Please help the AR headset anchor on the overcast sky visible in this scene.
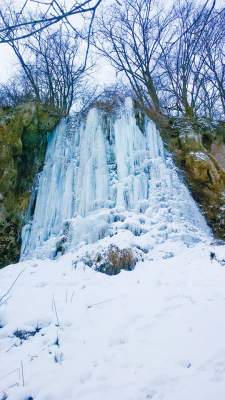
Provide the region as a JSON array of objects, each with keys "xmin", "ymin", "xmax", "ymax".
[
  {"xmin": 0, "ymin": 0, "xmax": 222, "ymax": 87},
  {"xmin": 0, "ymin": 0, "xmax": 116, "ymax": 87},
  {"xmin": 0, "ymin": 43, "xmax": 116, "ymax": 86}
]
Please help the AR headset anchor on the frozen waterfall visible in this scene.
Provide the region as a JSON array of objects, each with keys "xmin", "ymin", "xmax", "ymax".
[{"xmin": 21, "ymin": 98, "xmax": 210, "ymax": 259}]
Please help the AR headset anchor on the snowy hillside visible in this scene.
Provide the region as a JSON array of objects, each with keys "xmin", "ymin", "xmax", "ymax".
[
  {"xmin": 1, "ymin": 241, "xmax": 225, "ymax": 400},
  {"xmin": 1, "ymin": 98, "xmax": 225, "ymax": 400}
]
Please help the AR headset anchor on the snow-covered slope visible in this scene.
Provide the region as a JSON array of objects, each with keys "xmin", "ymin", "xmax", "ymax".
[
  {"xmin": 1, "ymin": 98, "xmax": 225, "ymax": 399},
  {"xmin": 1, "ymin": 241, "xmax": 225, "ymax": 400}
]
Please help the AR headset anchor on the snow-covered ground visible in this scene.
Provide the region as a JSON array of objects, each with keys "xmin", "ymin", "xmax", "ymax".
[
  {"xmin": 1, "ymin": 239, "xmax": 225, "ymax": 400},
  {"xmin": 1, "ymin": 99, "xmax": 225, "ymax": 399}
]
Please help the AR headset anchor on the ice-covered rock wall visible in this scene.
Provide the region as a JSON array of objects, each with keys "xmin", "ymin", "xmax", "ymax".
[{"xmin": 21, "ymin": 98, "xmax": 210, "ymax": 259}]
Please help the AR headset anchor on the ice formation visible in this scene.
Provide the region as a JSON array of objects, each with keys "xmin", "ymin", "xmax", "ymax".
[{"xmin": 21, "ymin": 98, "xmax": 210, "ymax": 259}]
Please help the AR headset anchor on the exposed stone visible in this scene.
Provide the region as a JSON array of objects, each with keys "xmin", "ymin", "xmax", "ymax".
[
  {"xmin": 210, "ymin": 143, "xmax": 225, "ymax": 170},
  {"xmin": 185, "ymin": 151, "xmax": 223, "ymax": 187},
  {"xmin": 73, "ymin": 245, "xmax": 139, "ymax": 276},
  {"xmin": 95, "ymin": 245, "xmax": 137, "ymax": 275},
  {"xmin": 0, "ymin": 102, "xmax": 59, "ymax": 268},
  {"xmin": 162, "ymin": 120, "xmax": 225, "ymax": 239}
]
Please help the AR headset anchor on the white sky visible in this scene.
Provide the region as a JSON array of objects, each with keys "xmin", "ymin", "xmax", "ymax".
[
  {"xmin": 0, "ymin": 0, "xmax": 116, "ymax": 87},
  {"xmin": 0, "ymin": 44, "xmax": 116, "ymax": 86},
  {"xmin": 0, "ymin": 0, "xmax": 222, "ymax": 87}
]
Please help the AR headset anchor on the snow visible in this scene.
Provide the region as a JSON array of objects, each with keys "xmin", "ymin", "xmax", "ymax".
[
  {"xmin": 1, "ymin": 241, "xmax": 225, "ymax": 400},
  {"xmin": 189, "ymin": 152, "xmax": 210, "ymax": 161},
  {"xmin": 2, "ymin": 97, "xmax": 224, "ymax": 399},
  {"xmin": 21, "ymin": 99, "xmax": 210, "ymax": 260}
]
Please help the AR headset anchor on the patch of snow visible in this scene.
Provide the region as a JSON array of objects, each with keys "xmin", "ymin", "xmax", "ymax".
[
  {"xmin": 189, "ymin": 151, "xmax": 210, "ymax": 161},
  {"xmin": 1, "ymin": 241, "xmax": 225, "ymax": 399}
]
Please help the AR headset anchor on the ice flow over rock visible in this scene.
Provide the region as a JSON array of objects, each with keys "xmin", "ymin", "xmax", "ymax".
[{"xmin": 21, "ymin": 98, "xmax": 210, "ymax": 259}]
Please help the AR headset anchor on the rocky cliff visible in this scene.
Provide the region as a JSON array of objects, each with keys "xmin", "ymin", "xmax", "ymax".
[
  {"xmin": 162, "ymin": 120, "xmax": 225, "ymax": 239},
  {"xmin": 0, "ymin": 102, "xmax": 59, "ymax": 267}
]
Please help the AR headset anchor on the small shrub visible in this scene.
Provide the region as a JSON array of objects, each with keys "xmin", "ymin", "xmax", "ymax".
[
  {"xmin": 13, "ymin": 326, "xmax": 41, "ymax": 341},
  {"xmin": 95, "ymin": 245, "xmax": 137, "ymax": 275}
]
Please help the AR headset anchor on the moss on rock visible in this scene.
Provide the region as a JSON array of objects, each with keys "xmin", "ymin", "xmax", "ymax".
[
  {"xmin": 162, "ymin": 120, "xmax": 225, "ymax": 239},
  {"xmin": 0, "ymin": 102, "xmax": 59, "ymax": 268}
]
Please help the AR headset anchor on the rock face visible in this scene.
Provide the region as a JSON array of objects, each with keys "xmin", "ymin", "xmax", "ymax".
[
  {"xmin": 72, "ymin": 244, "xmax": 138, "ymax": 276},
  {"xmin": 210, "ymin": 142, "xmax": 225, "ymax": 171},
  {"xmin": 94, "ymin": 245, "xmax": 137, "ymax": 275},
  {"xmin": 163, "ymin": 121, "xmax": 225, "ymax": 239},
  {"xmin": 0, "ymin": 102, "xmax": 59, "ymax": 267}
]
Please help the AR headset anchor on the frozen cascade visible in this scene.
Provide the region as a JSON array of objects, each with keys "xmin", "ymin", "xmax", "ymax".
[{"xmin": 21, "ymin": 98, "xmax": 211, "ymax": 260}]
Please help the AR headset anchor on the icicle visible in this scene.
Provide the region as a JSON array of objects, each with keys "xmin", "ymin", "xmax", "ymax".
[
  {"xmin": 21, "ymin": 97, "xmax": 210, "ymax": 260},
  {"xmin": 75, "ymin": 108, "xmax": 109, "ymax": 216}
]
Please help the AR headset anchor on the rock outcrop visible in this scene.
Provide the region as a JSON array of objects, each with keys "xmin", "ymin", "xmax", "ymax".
[
  {"xmin": 162, "ymin": 120, "xmax": 225, "ymax": 239},
  {"xmin": 0, "ymin": 102, "xmax": 59, "ymax": 267}
]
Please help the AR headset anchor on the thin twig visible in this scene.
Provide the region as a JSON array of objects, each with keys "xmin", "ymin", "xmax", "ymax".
[
  {"xmin": 87, "ymin": 297, "xmax": 116, "ymax": 309},
  {"xmin": 52, "ymin": 295, "xmax": 60, "ymax": 327},
  {"xmin": 0, "ymin": 268, "xmax": 26, "ymax": 306},
  {"xmin": 70, "ymin": 290, "xmax": 76, "ymax": 303},
  {"xmin": 20, "ymin": 361, "xmax": 24, "ymax": 387}
]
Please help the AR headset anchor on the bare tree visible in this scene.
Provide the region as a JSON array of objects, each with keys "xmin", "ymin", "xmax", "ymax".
[
  {"xmin": 202, "ymin": 8, "xmax": 225, "ymax": 117},
  {"xmin": 95, "ymin": 0, "xmax": 174, "ymax": 128},
  {"xmin": 158, "ymin": 0, "xmax": 221, "ymax": 120},
  {"xmin": 0, "ymin": 73, "xmax": 33, "ymax": 108},
  {"xmin": 7, "ymin": 27, "xmax": 90, "ymax": 115},
  {"xmin": 0, "ymin": 0, "xmax": 102, "ymax": 80},
  {"xmin": 95, "ymin": 0, "xmax": 224, "ymax": 124},
  {"xmin": 1, "ymin": 0, "xmax": 223, "ymax": 122},
  {"xmin": 0, "ymin": 0, "xmax": 102, "ymax": 43}
]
